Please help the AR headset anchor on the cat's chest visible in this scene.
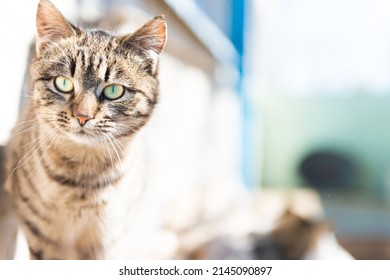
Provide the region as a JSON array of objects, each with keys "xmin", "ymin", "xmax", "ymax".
[
  {"xmin": 50, "ymin": 147, "xmax": 112, "ymax": 173},
  {"xmin": 37, "ymin": 142, "xmax": 129, "ymax": 191}
]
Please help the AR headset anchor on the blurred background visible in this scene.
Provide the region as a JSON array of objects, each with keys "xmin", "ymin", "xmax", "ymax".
[{"xmin": 1, "ymin": 0, "xmax": 390, "ymax": 259}]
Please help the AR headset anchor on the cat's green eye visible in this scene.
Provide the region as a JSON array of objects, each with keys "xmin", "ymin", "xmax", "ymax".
[
  {"xmin": 54, "ymin": 76, "xmax": 74, "ymax": 93},
  {"xmin": 103, "ymin": 84, "xmax": 125, "ymax": 100}
]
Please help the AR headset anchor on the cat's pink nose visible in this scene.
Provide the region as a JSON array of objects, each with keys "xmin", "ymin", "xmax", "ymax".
[{"xmin": 74, "ymin": 114, "xmax": 92, "ymax": 127}]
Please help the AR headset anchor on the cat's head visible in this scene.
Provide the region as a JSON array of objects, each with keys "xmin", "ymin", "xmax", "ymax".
[{"xmin": 31, "ymin": 0, "xmax": 166, "ymax": 144}]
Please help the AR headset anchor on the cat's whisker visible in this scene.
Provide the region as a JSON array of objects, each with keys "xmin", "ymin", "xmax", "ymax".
[
  {"xmin": 112, "ymin": 137, "xmax": 127, "ymax": 149},
  {"xmin": 13, "ymin": 128, "xmax": 58, "ymax": 170},
  {"xmin": 109, "ymin": 135, "xmax": 126, "ymax": 158},
  {"xmin": 12, "ymin": 118, "xmax": 58, "ymax": 131},
  {"xmin": 19, "ymin": 127, "xmax": 58, "ymax": 148},
  {"xmin": 105, "ymin": 135, "xmax": 122, "ymax": 165},
  {"xmin": 6, "ymin": 128, "xmax": 59, "ymax": 182},
  {"xmin": 13, "ymin": 117, "xmax": 49, "ymax": 127},
  {"xmin": 27, "ymin": 129, "xmax": 62, "ymax": 179},
  {"xmin": 10, "ymin": 120, "xmax": 57, "ymax": 137},
  {"xmin": 37, "ymin": 112, "xmax": 62, "ymax": 116},
  {"xmin": 100, "ymin": 137, "xmax": 114, "ymax": 171},
  {"xmin": 52, "ymin": 130, "xmax": 63, "ymax": 150},
  {"xmin": 100, "ymin": 137, "xmax": 120, "ymax": 184},
  {"xmin": 112, "ymin": 125, "xmax": 137, "ymax": 141},
  {"xmin": 119, "ymin": 135, "xmax": 131, "ymax": 143},
  {"xmin": 14, "ymin": 118, "xmax": 42, "ymax": 126},
  {"xmin": 20, "ymin": 136, "xmax": 44, "ymax": 148}
]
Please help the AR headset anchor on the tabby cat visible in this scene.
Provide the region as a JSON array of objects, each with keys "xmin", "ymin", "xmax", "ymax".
[{"xmin": 4, "ymin": 0, "xmax": 167, "ymax": 259}]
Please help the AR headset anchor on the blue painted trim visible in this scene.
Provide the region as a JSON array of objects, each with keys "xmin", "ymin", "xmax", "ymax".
[
  {"xmin": 231, "ymin": 0, "xmax": 260, "ymax": 189},
  {"xmin": 230, "ymin": 0, "xmax": 245, "ymax": 72},
  {"xmin": 230, "ymin": 0, "xmax": 256, "ymax": 188}
]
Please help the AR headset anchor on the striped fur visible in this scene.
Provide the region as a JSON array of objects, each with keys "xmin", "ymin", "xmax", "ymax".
[{"xmin": 5, "ymin": 0, "xmax": 166, "ymax": 259}]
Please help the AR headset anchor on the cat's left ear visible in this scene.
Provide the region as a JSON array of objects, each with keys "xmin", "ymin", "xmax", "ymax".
[
  {"xmin": 119, "ymin": 16, "xmax": 167, "ymax": 72},
  {"xmin": 36, "ymin": 0, "xmax": 79, "ymax": 54}
]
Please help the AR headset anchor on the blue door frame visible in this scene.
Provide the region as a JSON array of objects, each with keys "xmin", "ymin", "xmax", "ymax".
[{"xmin": 230, "ymin": 0, "xmax": 258, "ymax": 188}]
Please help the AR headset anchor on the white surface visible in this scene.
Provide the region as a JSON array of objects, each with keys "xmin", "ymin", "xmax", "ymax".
[{"xmin": 252, "ymin": 0, "xmax": 390, "ymax": 96}]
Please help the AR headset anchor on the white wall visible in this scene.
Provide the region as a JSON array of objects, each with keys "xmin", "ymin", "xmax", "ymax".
[{"xmin": 252, "ymin": 0, "xmax": 390, "ymax": 96}]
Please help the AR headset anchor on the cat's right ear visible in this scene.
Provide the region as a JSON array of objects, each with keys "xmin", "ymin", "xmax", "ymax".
[
  {"xmin": 36, "ymin": 0, "xmax": 79, "ymax": 55},
  {"xmin": 119, "ymin": 15, "xmax": 167, "ymax": 73}
]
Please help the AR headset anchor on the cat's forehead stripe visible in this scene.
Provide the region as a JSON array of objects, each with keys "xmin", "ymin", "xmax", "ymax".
[
  {"xmin": 71, "ymin": 45, "xmax": 105, "ymax": 90},
  {"xmin": 104, "ymin": 66, "xmax": 110, "ymax": 83},
  {"xmin": 70, "ymin": 58, "xmax": 76, "ymax": 77}
]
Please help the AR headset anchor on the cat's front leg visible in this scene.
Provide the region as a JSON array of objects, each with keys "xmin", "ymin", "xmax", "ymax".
[{"xmin": 0, "ymin": 145, "xmax": 18, "ymax": 259}]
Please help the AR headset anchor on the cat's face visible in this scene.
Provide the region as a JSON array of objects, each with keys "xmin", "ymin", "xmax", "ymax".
[{"xmin": 31, "ymin": 0, "xmax": 166, "ymax": 144}]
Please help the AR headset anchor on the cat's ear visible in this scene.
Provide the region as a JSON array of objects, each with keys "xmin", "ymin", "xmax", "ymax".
[
  {"xmin": 36, "ymin": 0, "xmax": 79, "ymax": 54},
  {"xmin": 119, "ymin": 15, "xmax": 167, "ymax": 70}
]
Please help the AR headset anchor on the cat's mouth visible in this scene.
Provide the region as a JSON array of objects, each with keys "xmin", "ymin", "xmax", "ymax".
[
  {"xmin": 74, "ymin": 128, "xmax": 95, "ymax": 137},
  {"xmin": 67, "ymin": 126, "xmax": 95, "ymax": 138},
  {"xmin": 66, "ymin": 127, "xmax": 102, "ymax": 144},
  {"xmin": 76, "ymin": 130, "xmax": 87, "ymax": 136}
]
